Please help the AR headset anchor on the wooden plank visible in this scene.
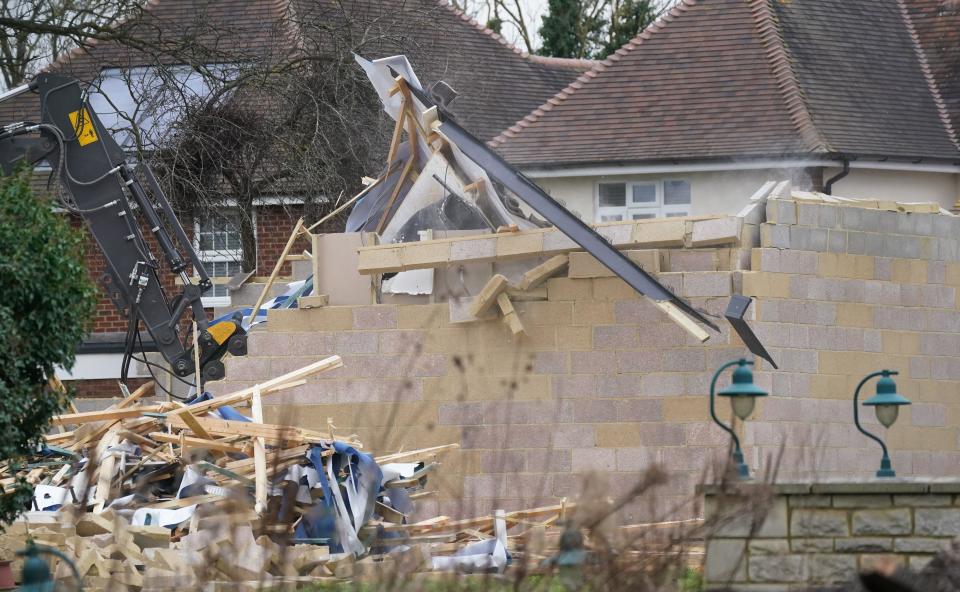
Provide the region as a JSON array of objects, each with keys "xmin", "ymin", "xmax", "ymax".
[
  {"xmin": 148, "ymin": 432, "xmax": 248, "ymax": 454},
  {"xmin": 251, "ymin": 384, "xmax": 268, "ymax": 514},
  {"xmin": 93, "ymin": 430, "xmax": 120, "ymax": 512},
  {"xmin": 468, "ymin": 274, "xmax": 509, "ymax": 318},
  {"xmin": 53, "ymin": 405, "xmax": 161, "ymax": 426},
  {"xmin": 167, "ymin": 356, "xmax": 341, "ymax": 418},
  {"xmin": 496, "ymin": 293, "xmax": 525, "ymax": 336},
  {"xmin": 374, "ymin": 444, "xmax": 459, "ymax": 464},
  {"xmin": 247, "ymin": 217, "xmax": 305, "ymax": 325},
  {"xmin": 654, "ymin": 300, "xmax": 710, "ymax": 343},
  {"xmin": 165, "ymin": 415, "xmax": 355, "ymax": 447},
  {"xmin": 298, "ymin": 294, "xmax": 329, "ymax": 309},
  {"xmin": 517, "ymin": 254, "xmax": 568, "ymax": 291}
]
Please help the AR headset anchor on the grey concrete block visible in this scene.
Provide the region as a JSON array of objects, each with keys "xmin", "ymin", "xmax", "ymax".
[
  {"xmin": 851, "ymin": 509, "xmax": 912, "ymax": 535},
  {"xmin": 847, "ymin": 231, "xmax": 866, "ymax": 254},
  {"xmin": 707, "ymin": 496, "xmax": 788, "ymax": 538},
  {"xmin": 791, "ymin": 509, "xmax": 849, "ymax": 537},
  {"xmin": 748, "ymin": 539, "xmax": 790, "ymax": 555},
  {"xmin": 797, "ymin": 202, "xmax": 819, "ymax": 226},
  {"xmin": 834, "ymin": 537, "xmax": 892, "ymax": 552},
  {"xmin": 915, "ymin": 508, "xmax": 960, "ymax": 536},
  {"xmin": 705, "ymin": 538, "xmax": 747, "ymax": 583},
  {"xmin": 789, "ymin": 495, "xmax": 832, "ymax": 508},
  {"xmin": 808, "ymin": 554, "xmax": 857, "ymax": 584},
  {"xmin": 767, "ymin": 199, "xmax": 797, "ymax": 225},
  {"xmin": 791, "ymin": 538, "xmax": 833, "ymax": 552},
  {"xmin": 894, "ymin": 537, "xmax": 951, "ymax": 553},
  {"xmin": 864, "ymin": 233, "xmax": 885, "ymax": 256},
  {"xmin": 832, "ymin": 494, "xmax": 892, "ymax": 508},
  {"xmin": 827, "ymin": 230, "xmax": 847, "ymax": 253},
  {"xmin": 893, "ymin": 495, "xmax": 952, "ymax": 507},
  {"xmin": 808, "ymin": 228, "xmax": 829, "ymax": 251},
  {"xmin": 818, "ymin": 204, "xmax": 839, "ymax": 229},
  {"xmin": 748, "ymin": 554, "xmax": 807, "ymax": 583}
]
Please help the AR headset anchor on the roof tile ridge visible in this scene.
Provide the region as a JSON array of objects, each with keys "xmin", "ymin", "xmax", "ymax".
[
  {"xmin": 438, "ymin": 1, "xmax": 528, "ymax": 59},
  {"xmin": 489, "ymin": 0, "xmax": 699, "ymax": 148},
  {"xmin": 748, "ymin": 0, "xmax": 829, "ymax": 153},
  {"xmin": 896, "ymin": 0, "xmax": 960, "ymax": 151}
]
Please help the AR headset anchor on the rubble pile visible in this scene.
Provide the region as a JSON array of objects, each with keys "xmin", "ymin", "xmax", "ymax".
[{"xmin": 0, "ymin": 357, "xmax": 617, "ymax": 590}]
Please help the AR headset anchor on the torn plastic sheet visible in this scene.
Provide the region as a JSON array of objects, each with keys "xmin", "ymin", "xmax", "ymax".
[
  {"xmin": 131, "ymin": 504, "xmax": 197, "ymax": 529},
  {"xmin": 296, "ymin": 442, "xmax": 383, "ymax": 556},
  {"xmin": 431, "ymin": 510, "xmax": 510, "ymax": 572},
  {"xmin": 351, "ymin": 54, "xmax": 533, "ymax": 237},
  {"xmin": 33, "ymin": 484, "xmax": 70, "ymax": 511}
]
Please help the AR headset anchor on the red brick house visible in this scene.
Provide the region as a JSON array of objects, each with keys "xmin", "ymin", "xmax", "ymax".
[{"xmin": 0, "ymin": 0, "xmax": 587, "ymax": 395}]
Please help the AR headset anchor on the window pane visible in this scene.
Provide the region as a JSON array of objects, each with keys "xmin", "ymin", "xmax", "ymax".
[
  {"xmin": 632, "ymin": 212, "xmax": 656, "ymax": 220},
  {"xmin": 666, "ymin": 211, "xmax": 688, "ymax": 218},
  {"xmin": 600, "ymin": 214, "xmax": 623, "ymax": 222},
  {"xmin": 631, "ymin": 183, "xmax": 656, "ymax": 203},
  {"xmin": 664, "ymin": 180, "xmax": 691, "ymax": 205},
  {"xmin": 598, "ymin": 183, "xmax": 626, "ymax": 207}
]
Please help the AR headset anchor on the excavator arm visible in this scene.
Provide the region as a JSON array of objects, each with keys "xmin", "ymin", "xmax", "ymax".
[{"xmin": 0, "ymin": 73, "xmax": 245, "ymax": 387}]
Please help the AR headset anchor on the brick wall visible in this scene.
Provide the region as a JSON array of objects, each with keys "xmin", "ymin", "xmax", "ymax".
[
  {"xmin": 703, "ymin": 481, "xmax": 960, "ymax": 588},
  {"xmin": 208, "ymin": 197, "xmax": 960, "ymax": 523},
  {"xmin": 72, "ymin": 204, "xmax": 306, "ymax": 334}
]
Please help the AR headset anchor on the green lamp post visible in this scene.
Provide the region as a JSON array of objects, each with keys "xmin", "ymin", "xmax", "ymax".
[
  {"xmin": 710, "ymin": 358, "xmax": 768, "ymax": 480},
  {"xmin": 854, "ymin": 370, "xmax": 911, "ymax": 478},
  {"xmin": 17, "ymin": 541, "xmax": 82, "ymax": 592}
]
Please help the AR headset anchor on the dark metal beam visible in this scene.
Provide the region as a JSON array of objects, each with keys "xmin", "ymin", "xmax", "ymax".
[{"xmin": 399, "ymin": 76, "xmax": 718, "ymax": 334}]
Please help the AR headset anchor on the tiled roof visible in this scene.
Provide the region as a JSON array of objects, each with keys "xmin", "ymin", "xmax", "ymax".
[
  {"xmin": 492, "ymin": 0, "xmax": 960, "ymax": 168},
  {"xmin": 0, "ymin": 0, "xmax": 585, "ymax": 143},
  {"xmin": 905, "ymin": 0, "xmax": 960, "ymax": 143},
  {"xmin": 289, "ymin": 0, "xmax": 589, "ymax": 140}
]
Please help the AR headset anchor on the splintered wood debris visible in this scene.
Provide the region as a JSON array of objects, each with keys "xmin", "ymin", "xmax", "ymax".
[{"xmin": 0, "ymin": 356, "xmax": 703, "ymax": 590}]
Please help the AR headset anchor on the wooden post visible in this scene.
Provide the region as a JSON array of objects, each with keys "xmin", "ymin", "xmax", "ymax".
[
  {"xmin": 247, "ymin": 217, "xmax": 305, "ymax": 326},
  {"xmin": 251, "ymin": 384, "xmax": 267, "ymax": 514}
]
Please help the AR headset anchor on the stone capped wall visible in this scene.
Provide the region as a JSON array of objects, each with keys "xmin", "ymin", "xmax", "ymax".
[
  {"xmin": 703, "ymin": 481, "xmax": 960, "ymax": 589},
  {"xmin": 211, "ymin": 197, "xmax": 960, "ymax": 522}
]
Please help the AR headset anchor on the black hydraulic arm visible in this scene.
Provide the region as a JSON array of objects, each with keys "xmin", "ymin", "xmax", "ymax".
[{"xmin": 0, "ymin": 73, "xmax": 213, "ymax": 377}]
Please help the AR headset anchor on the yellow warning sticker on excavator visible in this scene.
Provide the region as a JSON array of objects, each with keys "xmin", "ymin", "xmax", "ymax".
[
  {"xmin": 68, "ymin": 108, "xmax": 98, "ymax": 146},
  {"xmin": 208, "ymin": 320, "xmax": 237, "ymax": 345}
]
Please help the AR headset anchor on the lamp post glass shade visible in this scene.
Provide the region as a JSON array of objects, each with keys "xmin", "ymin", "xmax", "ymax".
[
  {"xmin": 718, "ymin": 362, "xmax": 768, "ymax": 421},
  {"xmin": 854, "ymin": 370, "xmax": 910, "ymax": 478},
  {"xmin": 863, "ymin": 373, "xmax": 911, "ymax": 428}
]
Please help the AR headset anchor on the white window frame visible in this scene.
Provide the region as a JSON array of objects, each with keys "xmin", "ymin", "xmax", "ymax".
[
  {"xmin": 194, "ymin": 209, "xmax": 255, "ymax": 307},
  {"xmin": 595, "ymin": 179, "xmax": 692, "ymax": 222}
]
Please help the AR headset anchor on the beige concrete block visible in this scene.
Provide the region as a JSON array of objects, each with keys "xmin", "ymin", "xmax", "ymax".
[
  {"xmin": 397, "ymin": 304, "xmax": 447, "ymax": 329},
  {"xmin": 663, "ymin": 397, "xmax": 709, "ymax": 422},
  {"xmin": 496, "ymin": 232, "xmax": 544, "ymax": 258},
  {"xmin": 357, "ymin": 246, "xmax": 403, "ymax": 273},
  {"xmin": 629, "ymin": 218, "xmax": 686, "ymax": 247},
  {"xmin": 592, "ymin": 277, "xmax": 639, "ymax": 301},
  {"xmin": 513, "ymin": 301, "xmax": 573, "ymax": 326},
  {"xmin": 891, "ymin": 259, "xmax": 928, "ymax": 284},
  {"xmin": 740, "ymin": 272, "xmax": 790, "ymax": 298},
  {"xmin": 835, "ymin": 303, "xmax": 875, "ymax": 328},
  {"xmin": 689, "ymin": 216, "xmax": 741, "ymax": 247},
  {"xmin": 596, "ymin": 424, "xmax": 641, "ymax": 447},
  {"xmin": 881, "ymin": 331, "xmax": 919, "ymax": 355},
  {"xmin": 557, "ymin": 326, "xmax": 593, "ymax": 350},
  {"xmin": 567, "ymin": 250, "xmax": 660, "ymax": 278},
  {"xmin": 546, "ymin": 277, "xmax": 592, "ymax": 301},
  {"xmin": 422, "ymin": 328, "xmax": 471, "ymax": 353},
  {"xmin": 945, "ymin": 262, "xmax": 960, "ymax": 286},
  {"xmin": 401, "ymin": 241, "xmax": 451, "ymax": 268},
  {"xmin": 449, "ymin": 237, "xmax": 496, "ymax": 262},
  {"xmin": 572, "ymin": 301, "xmax": 614, "ymax": 326},
  {"xmin": 267, "ymin": 307, "xmax": 354, "ymax": 332}
]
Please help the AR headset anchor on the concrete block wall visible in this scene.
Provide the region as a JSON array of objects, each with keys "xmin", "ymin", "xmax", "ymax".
[
  {"xmin": 209, "ymin": 199, "xmax": 960, "ymax": 522},
  {"xmin": 703, "ymin": 481, "xmax": 960, "ymax": 589}
]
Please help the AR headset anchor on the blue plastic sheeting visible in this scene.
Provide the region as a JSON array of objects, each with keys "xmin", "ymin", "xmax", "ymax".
[{"xmin": 295, "ymin": 442, "xmax": 383, "ymax": 555}]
